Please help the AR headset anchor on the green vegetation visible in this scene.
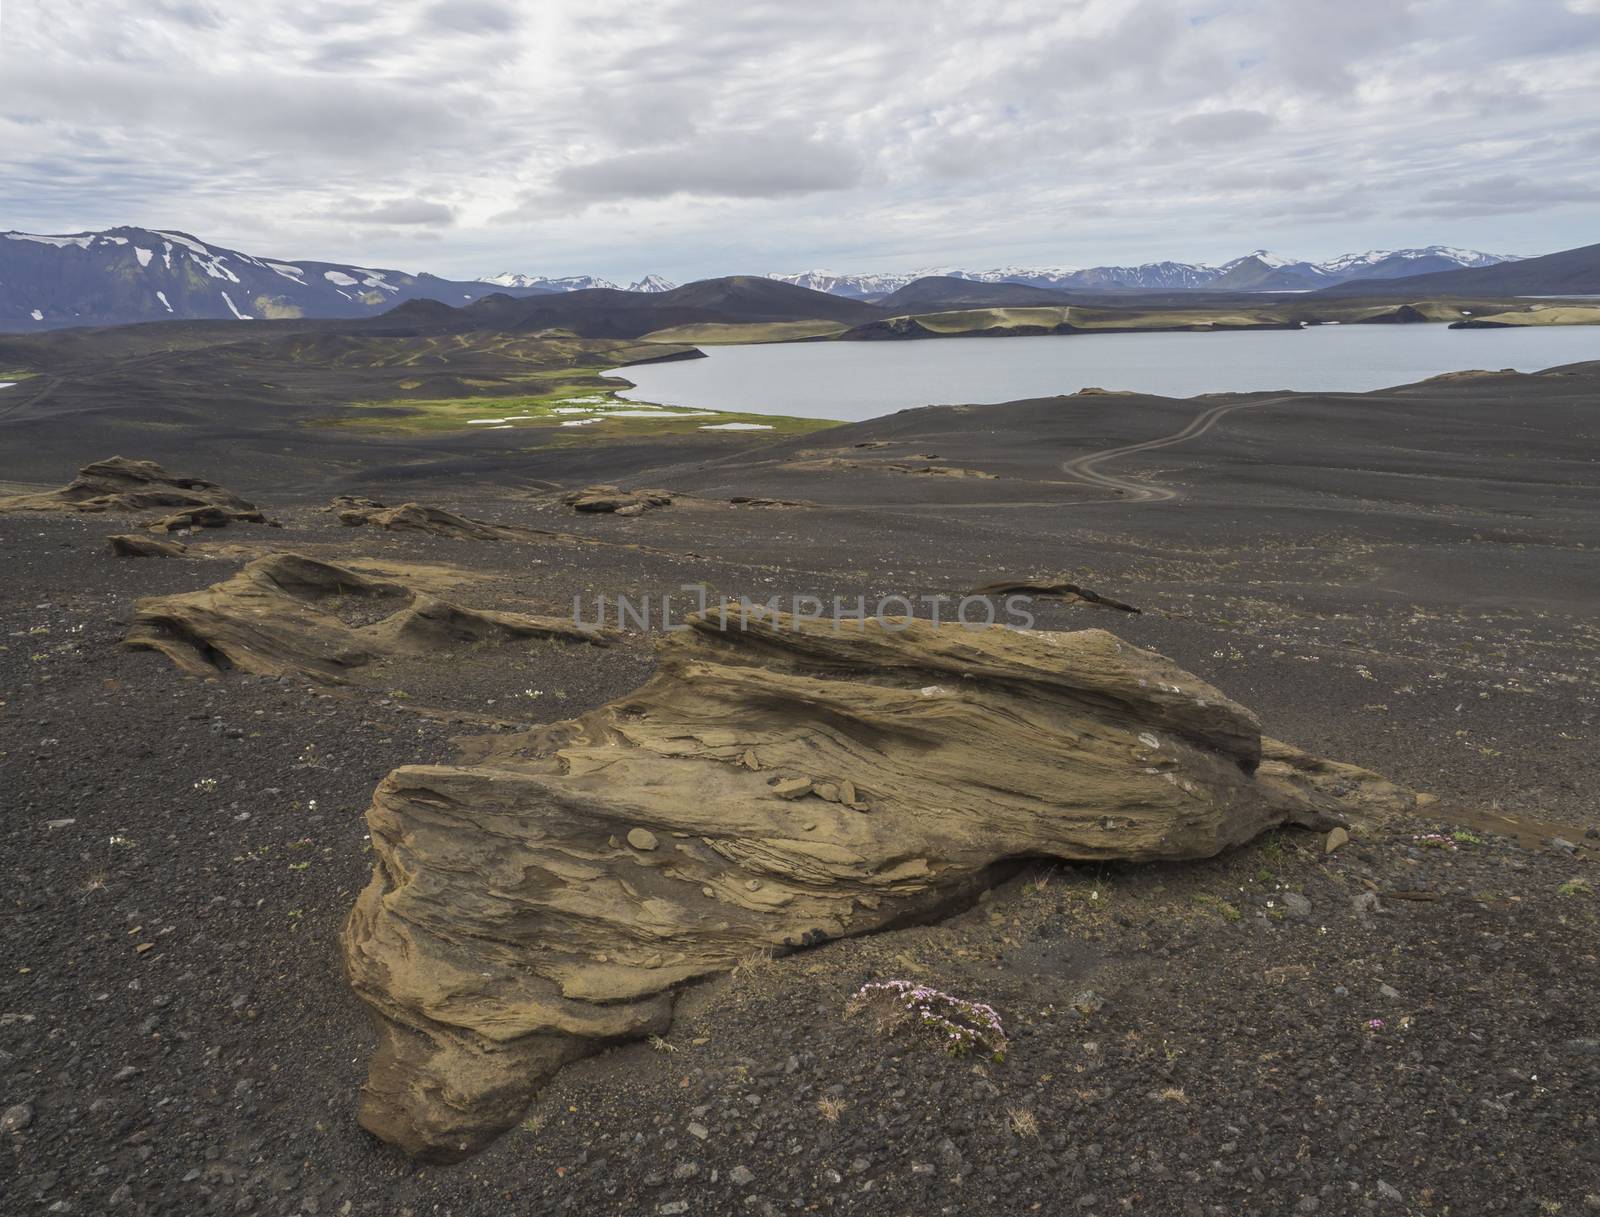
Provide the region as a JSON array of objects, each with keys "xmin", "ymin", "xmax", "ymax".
[
  {"xmin": 1459, "ymin": 305, "xmax": 1600, "ymax": 327},
  {"xmin": 639, "ymin": 319, "xmax": 849, "ymax": 344},
  {"xmin": 296, "ymin": 332, "xmax": 840, "ymax": 439},
  {"xmin": 0, "ymin": 369, "xmax": 38, "ymax": 381},
  {"xmin": 323, "ymin": 388, "xmax": 833, "ymax": 440}
]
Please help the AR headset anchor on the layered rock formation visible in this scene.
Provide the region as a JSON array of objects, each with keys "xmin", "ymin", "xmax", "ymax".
[
  {"xmin": 108, "ymin": 534, "xmax": 189, "ymax": 558},
  {"xmin": 331, "ymin": 498, "xmax": 521, "ymax": 540},
  {"xmin": 0, "ymin": 456, "xmax": 262, "ymax": 520},
  {"xmin": 967, "ymin": 576, "xmax": 1142, "ymax": 613},
  {"xmin": 561, "ymin": 484, "xmax": 674, "ymax": 516},
  {"xmin": 125, "ymin": 553, "xmax": 612, "ymax": 681},
  {"xmin": 343, "ymin": 609, "xmax": 1416, "ymax": 1161}
]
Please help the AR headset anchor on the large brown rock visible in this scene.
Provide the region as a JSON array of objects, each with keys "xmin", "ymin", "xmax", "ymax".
[
  {"xmin": 0, "ymin": 456, "xmax": 260, "ymax": 516},
  {"xmin": 343, "ymin": 608, "xmax": 1416, "ymax": 1161},
  {"xmin": 125, "ymin": 553, "xmax": 612, "ymax": 681}
]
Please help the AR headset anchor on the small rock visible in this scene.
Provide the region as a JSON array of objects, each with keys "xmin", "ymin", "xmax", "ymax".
[
  {"xmin": 1549, "ymin": 837, "xmax": 1578, "ymax": 854},
  {"xmin": 1280, "ymin": 892, "xmax": 1312, "ymax": 919},
  {"xmin": 1376, "ymin": 1180, "xmax": 1403, "ymax": 1202},
  {"xmin": 627, "ymin": 828, "xmax": 659, "ymax": 852},
  {"xmin": 108, "ymin": 1183, "xmax": 133, "ymax": 1206},
  {"xmin": 660, "ymin": 1203, "xmax": 689, "ymax": 1216},
  {"xmin": 1071, "ymin": 990, "xmax": 1106, "ymax": 1016},
  {"xmin": 1563, "ymin": 1039, "xmax": 1600, "ymax": 1056},
  {"xmin": 772, "ymin": 778, "xmax": 812, "ymax": 800},
  {"xmin": 687, "ymin": 1121, "xmax": 709, "ymax": 1140},
  {"xmin": 911, "ymin": 1162, "xmax": 935, "ymax": 1176},
  {"xmin": 1378, "ymin": 983, "xmax": 1400, "ymax": 1000},
  {"xmin": 1351, "ymin": 892, "xmax": 1380, "ymax": 914},
  {"xmin": 1, "ymin": 1102, "xmax": 33, "ymax": 1133},
  {"xmin": 729, "ymin": 1165, "xmax": 755, "ymax": 1186},
  {"xmin": 1324, "ymin": 827, "xmax": 1350, "ymax": 854},
  {"xmin": 113, "ymin": 1066, "xmax": 140, "ymax": 1083}
]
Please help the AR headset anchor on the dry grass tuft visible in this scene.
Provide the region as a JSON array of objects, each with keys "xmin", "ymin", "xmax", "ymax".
[{"xmin": 816, "ymin": 1095, "xmax": 847, "ymax": 1123}]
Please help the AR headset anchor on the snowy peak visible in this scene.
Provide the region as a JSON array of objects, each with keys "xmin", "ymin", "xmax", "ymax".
[
  {"xmin": 627, "ymin": 274, "xmax": 677, "ymax": 293},
  {"xmin": 0, "ymin": 227, "xmax": 549, "ymax": 329},
  {"xmin": 479, "ymin": 271, "xmax": 677, "ymax": 293}
]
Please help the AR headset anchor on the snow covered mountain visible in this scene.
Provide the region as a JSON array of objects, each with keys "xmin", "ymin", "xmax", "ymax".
[
  {"xmin": 627, "ymin": 274, "xmax": 678, "ymax": 293},
  {"xmin": 481, "ymin": 271, "xmax": 679, "ymax": 293},
  {"xmin": 769, "ymin": 247, "xmax": 1520, "ymax": 298},
  {"xmin": 0, "ymin": 228, "xmax": 551, "ymax": 330}
]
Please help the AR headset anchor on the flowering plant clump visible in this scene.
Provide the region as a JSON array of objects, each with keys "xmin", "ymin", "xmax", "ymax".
[{"xmin": 846, "ymin": 979, "xmax": 1009, "ymax": 1062}]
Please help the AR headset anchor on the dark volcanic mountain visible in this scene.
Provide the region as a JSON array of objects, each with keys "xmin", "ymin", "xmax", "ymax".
[
  {"xmin": 876, "ymin": 277, "xmax": 1076, "ymax": 312},
  {"xmin": 1315, "ymin": 241, "xmax": 1600, "ymax": 298},
  {"xmin": 375, "ymin": 275, "xmax": 883, "ymax": 339},
  {"xmin": 0, "ymin": 227, "xmax": 552, "ymax": 331}
]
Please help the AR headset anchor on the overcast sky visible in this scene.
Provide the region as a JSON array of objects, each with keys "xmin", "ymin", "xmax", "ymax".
[{"xmin": 1, "ymin": 0, "xmax": 1596, "ymax": 282}]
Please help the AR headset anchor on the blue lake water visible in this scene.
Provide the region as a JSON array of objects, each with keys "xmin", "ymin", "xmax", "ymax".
[{"xmin": 610, "ymin": 323, "xmax": 1600, "ymax": 421}]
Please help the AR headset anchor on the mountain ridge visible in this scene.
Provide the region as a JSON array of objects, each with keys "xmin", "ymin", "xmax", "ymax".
[
  {"xmin": 0, "ymin": 227, "xmax": 551, "ymax": 330},
  {"xmin": 771, "ymin": 246, "xmax": 1519, "ymax": 298}
]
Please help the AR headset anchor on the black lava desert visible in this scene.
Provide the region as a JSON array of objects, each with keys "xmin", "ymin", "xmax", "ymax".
[{"xmin": 5, "ymin": 10, "xmax": 1600, "ymax": 1216}]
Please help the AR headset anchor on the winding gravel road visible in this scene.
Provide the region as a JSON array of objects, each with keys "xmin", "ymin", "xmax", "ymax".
[{"xmin": 1060, "ymin": 394, "xmax": 1293, "ymax": 503}]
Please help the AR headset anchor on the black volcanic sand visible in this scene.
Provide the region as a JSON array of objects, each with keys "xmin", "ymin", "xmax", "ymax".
[{"xmin": 3, "ymin": 361, "xmax": 1600, "ymax": 1216}]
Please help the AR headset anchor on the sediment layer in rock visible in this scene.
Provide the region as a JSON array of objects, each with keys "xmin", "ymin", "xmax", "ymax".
[
  {"xmin": 343, "ymin": 608, "xmax": 1416, "ymax": 1161},
  {"xmin": 125, "ymin": 552, "xmax": 612, "ymax": 681}
]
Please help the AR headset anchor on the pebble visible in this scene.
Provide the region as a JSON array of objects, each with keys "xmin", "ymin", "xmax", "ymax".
[
  {"xmin": 687, "ymin": 1121, "xmax": 709, "ymax": 1140},
  {"xmin": 626, "ymin": 828, "xmax": 659, "ymax": 852},
  {"xmin": 1280, "ymin": 892, "xmax": 1312, "ymax": 918},
  {"xmin": 2, "ymin": 1101, "xmax": 34, "ymax": 1133},
  {"xmin": 1324, "ymin": 827, "xmax": 1349, "ymax": 854},
  {"xmin": 729, "ymin": 1165, "xmax": 755, "ymax": 1186},
  {"xmin": 1350, "ymin": 892, "xmax": 1380, "ymax": 914},
  {"xmin": 1376, "ymin": 1180, "xmax": 1403, "ymax": 1202}
]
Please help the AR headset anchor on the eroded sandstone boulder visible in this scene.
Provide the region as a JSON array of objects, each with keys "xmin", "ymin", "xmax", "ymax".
[
  {"xmin": 109, "ymin": 534, "xmax": 189, "ymax": 558},
  {"xmin": 125, "ymin": 552, "xmax": 612, "ymax": 681},
  {"xmin": 332, "ymin": 499, "xmax": 520, "ymax": 540},
  {"xmin": 0, "ymin": 457, "xmax": 261, "ymax": 518},
  {"xmin": 968, "ymin": 575, "xmax": 1142, "ymax": 613},
  {"xmin": 343, "ymin": 608, "xmax": 1416, "ymax": 1161},
  {"xmin": 561, "ymin": 484, "xmax": 673, "ymax": 515}
]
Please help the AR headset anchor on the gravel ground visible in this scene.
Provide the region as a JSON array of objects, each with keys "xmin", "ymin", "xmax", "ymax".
[{"xmin": 5, "ymin": 368, "xmax": 1599, "ymax": 1215}]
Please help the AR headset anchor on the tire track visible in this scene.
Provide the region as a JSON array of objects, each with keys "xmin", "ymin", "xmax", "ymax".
[{"xmin": 1059, "ymin": 395, "xmax": 1294, "ymax": 503}]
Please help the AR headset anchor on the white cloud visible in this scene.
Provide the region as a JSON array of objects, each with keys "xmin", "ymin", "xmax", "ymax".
[{"xmin": 0, "ymin": 0, "xmax": 1595, "ymax": 281}]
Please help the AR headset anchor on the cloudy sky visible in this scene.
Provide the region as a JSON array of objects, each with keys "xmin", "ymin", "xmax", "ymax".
[{"xmin": 1, "ymin": 0, "xmax": 1597, "ymax": 282}]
